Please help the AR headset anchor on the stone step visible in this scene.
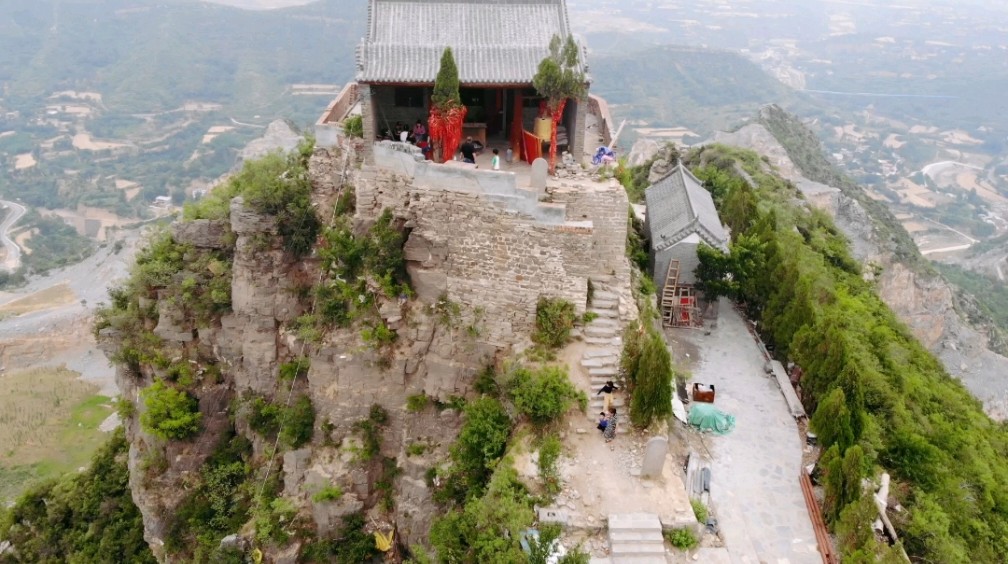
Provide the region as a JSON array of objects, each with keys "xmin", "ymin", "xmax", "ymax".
[
  {"xmin": 584, "ymin": 336, "xmax": 621, "ymax": 346},
  {"xmin": 587, "ymin": 316, "xmax": 620, "ymax": 327},
  {"xmin": 588, "ymin": 367, "xmax": 619, "ymax": 378},
  {"xmin": 589, "ymin": 396, "xmax": 625, "ymax": 408},
  {"xmin": 589, "ymin": 307, "xmax": 619, "ymax": 319},
  {"xmin": 610, "ymin": 543, "xmax": 665, "ymax": 556},
  {"xmin": 593, "ymin": 290, "xmax": 619, "ymax": 301},
  {"xmin": 609, "ymin": 513, "xmax": 663, "ymax": 531},
  {"xmin": 609, "ymin": 554, "xmax": 666, "ymax": 564},
  {"xmin": 610, "ymin": 530, "xmax": 664, "ymax": 543},
  {"xmin": 585, "ymin": 325, "xmax": 618, "ymax": 338},
  {"xmin": 581, "ymin": 356, "xmax": 618, "ymax": 368},
  {"xmin": 590, "ymin": 298, "xmax": 619, "ymax": 310},
  {"xmin": 584, "ymin": 347, "xmax": 618, "ymax": 359}
]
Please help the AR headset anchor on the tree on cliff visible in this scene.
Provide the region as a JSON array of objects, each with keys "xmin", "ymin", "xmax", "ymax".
[
  {"xmin": 429, "ymin": 47, "xmax": 467, "ymax": 163},
  {"xmin": 533, "ymin": 35, "xmax": 587, "ymax": 175}
]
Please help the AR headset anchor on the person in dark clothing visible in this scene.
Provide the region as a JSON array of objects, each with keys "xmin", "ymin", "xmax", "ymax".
[
  {"xmin": 460, "ymin": 137, "xmax": 476, "ymax": 164},
  {"xmin": 597, "ymin": 411, "xmax": 609, "ymax": 432},
  {"xmin": 597, "ymin": 380, "xmax": 619, "ymax": 412}
]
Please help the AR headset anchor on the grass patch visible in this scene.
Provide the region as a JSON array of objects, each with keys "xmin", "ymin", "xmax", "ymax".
[{"xmin": 0, "ymin": 367, "xmax": 114, "ymax": 503}]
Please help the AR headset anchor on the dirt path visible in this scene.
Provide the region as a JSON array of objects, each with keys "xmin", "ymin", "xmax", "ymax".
[{"xmin": 551, "ymin": 341, "xmax": 695, "ymax": 558}]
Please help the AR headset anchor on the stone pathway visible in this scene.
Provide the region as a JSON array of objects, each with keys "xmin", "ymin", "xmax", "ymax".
[
  {"xmin": 607, "ymin": 513, "xmax": 666, "ymax": 563},
  {"xmin": 580, "ymin": 280, "xmax": 627, "ymax": 430},
  {"xmin": 677, "ymin": 299, "xmax": 819, "ymax": 564}
]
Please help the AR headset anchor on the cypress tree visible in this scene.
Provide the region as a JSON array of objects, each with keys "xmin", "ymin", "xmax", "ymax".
[{"xmin": 629, "ymin": 330, "xmax": 673, "ymax": 427}]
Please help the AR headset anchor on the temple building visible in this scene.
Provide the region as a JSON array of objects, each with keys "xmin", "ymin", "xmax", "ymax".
[{"xmin": 318, "ymin": 0, "xmax": 592, "ymax": 163}]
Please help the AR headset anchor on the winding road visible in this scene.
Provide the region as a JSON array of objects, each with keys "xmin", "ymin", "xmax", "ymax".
[{"xmin": 0, "ymin": 199, "xmax": 26, "ymax": 272}]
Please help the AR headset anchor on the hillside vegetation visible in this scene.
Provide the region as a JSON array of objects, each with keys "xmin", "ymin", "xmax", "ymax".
[
  {"xmin": 687, "ymin": 144, "xmax": 1008, "ymax": 562},
  {"xmin": 0, "ymin": 429, "xmax": 155, "ymax": 563}
]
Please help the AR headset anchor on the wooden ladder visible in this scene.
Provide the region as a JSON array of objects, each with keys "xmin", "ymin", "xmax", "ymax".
[{"xmin": 660, "ymin": 259, "xmax": 680, "ymax": 325}]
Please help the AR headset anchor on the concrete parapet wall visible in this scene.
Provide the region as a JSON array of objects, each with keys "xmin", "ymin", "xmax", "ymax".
[
  {"xmin": 315, "ymin": 82, "xmax": 361, "ymax": 148},
  {"xmin": 371, "ymin": 142, "xmax": 567, "ymax": 224},
  {"xmin": 588, "ymin": 94, "xmax": 614, "ymax": 147}
]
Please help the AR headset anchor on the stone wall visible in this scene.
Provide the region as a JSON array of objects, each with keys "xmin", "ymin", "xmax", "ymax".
[
  {"xmin": 406, "ymin": 190, "xmax": 593, "ymax": 345},
  {"xmin": 332, "ymin": 144, "xmax": 637, "ymax": 344}
]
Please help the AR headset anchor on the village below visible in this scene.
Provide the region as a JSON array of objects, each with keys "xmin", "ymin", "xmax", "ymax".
[{"xmin": 2, "ymin": 1, "xmax": 1008, "ymax": 564}]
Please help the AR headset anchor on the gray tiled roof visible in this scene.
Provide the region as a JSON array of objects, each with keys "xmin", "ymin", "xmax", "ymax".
[
  {"xmin": 357, "ymin": 0, "xmax": 583, "ymax": 85},
  {"xmin": 644, "ymin": 162, "xmax": 728, "ymax": 252}
]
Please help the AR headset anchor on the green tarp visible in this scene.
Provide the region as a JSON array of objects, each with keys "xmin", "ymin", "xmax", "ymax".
[{"xmin": 688, "ymin": 403, "xmax": 736, "ymax": 435}]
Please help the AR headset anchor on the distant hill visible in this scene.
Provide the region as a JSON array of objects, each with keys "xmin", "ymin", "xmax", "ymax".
[
  {"xmin": 0, "ymin": 0, "xmax": 365, "ymax": 116},
  {"xmin": 591, "ymin": 45, "xmax": 812, "ymax": 139}
]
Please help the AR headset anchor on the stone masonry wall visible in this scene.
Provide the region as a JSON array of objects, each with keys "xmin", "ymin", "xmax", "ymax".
[
  {"xmin": 339, "ymin": 148, "xmax": 636, "ymax": 343},
  {"xmin": 408, "ymin": 190, "xmax": 593, "ymax": 346}
]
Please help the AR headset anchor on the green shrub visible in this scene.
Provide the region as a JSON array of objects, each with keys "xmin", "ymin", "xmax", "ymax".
[
  {"xmin": 279, "ymin": 356, "xmax": 310, "ymax": 381},
  {"xmin": 450, "ymin": 397, "xmax": 511, "ymax": 493},
  {"xmin": 280, "ymin": 395, "xmax": 315, "ymax": 449},
  {"xmin": 116, "ymin": 397, "xmax": 137, "ymax": 420},
  {"xmin": 312, "ymin": 485, "xmax": 344, "ymax": 503},
  {"xmin": 691, "ymin": 499, "xmax": 708, "ymax": 524},
  {"xmin": 537, "ymin": 434, "xmax": 562, "ymax": 496},
  {"xmin": 140, "ymin": 380, "xmax": 202, "ymax": 440},
  {"xmin": 343, "ymin": 115, "xmax": 363, "ymax": 138},
  {"xmin": 184, "ymin": 142, "xmax": 320, "ymax": 258},
  {"xmin": 406, "ymin": 442, "xmax": 427, "ymax": 456},
  {"xmin": 532, "ymin": 297, "xmax": 576, "ymax": 349},
  {"xmin": 428, "ymin": 463, "xmax": 534, "ymax": 562},
  {"xmin": 248, "ymin": 396, "xmax": 282, "ymax": 437},
  {"xmin": 166, "ymin": 431, "xmax": 252, "ymax": 558},
  {"xmin": 376, "ymin": 456, "xmax": 400, "ymax": 512},
  {"xmin": 352, "ymin": 404, "xmax": 389, "ymax": 461},
  {"xmin": 361, "ymin": 319, "xmax": 397, "ymax": 348},
  {"xmin": 507, "ymin": 365, "xmax": 581, "ymax": 426},
  {"xmin": 301, "ymin": 513, "xmax": 378, "ymax": 563},
  {"xmin": 247, "ymin": 395, "xmax": 314, "ymax": 449},
  {"xmin": 253, "ymin": 496, "xmax": 297, "ymax": 544},
  {"xmin": 407, "ymin": 393, "xmax": 429, "ymax": 412},
  {"xmin": 665, "ymin": 527, "xmax": 698, "ymax": 550}
]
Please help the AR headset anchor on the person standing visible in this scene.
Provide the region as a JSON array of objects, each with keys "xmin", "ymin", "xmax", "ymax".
[
  {"xmin": 597, "ymin": 380, "xmax": 619, "ymax": 412},
  {"xmin": 603, "ymin": 407, "xmax": 618, "ymax": 443},
  {"xmin": 460, "ymin": 136, "xmax": 476, "ymax": 164},
  {"xmin": 491, "ymin": 148, "xmax": 500, "ymax": 170}
]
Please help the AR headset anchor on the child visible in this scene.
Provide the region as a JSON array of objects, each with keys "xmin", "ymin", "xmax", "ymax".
[
  {"xmin": 491, "ymin": 148, "xmax": 500, "ymax": 170},
  {"xmin": 597, "ymin": 412, "xmax": 608, "ymax": 432}
]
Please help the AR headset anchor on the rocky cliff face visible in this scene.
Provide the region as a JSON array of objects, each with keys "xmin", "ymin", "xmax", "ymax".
[
  {"xmin": 100, "ymin": 140, "xmax": 638, "ymax": 560},
  {"xmin": 710, "ymin": 118, "xmax": 1008, "ymax": 420}
]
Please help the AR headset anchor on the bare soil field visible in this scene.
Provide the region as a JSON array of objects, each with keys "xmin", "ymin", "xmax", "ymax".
[
  {"xmin": 72, "ymin": 132, "xmax": 128, "ymax": 151},
  {"xmin": 0, "ymin": 367, "xmax": 114, "ymax": 503},
  {"xmin": 0, "ymin": 282, "xmax": 77, "ymax": 318},
  {"xmin": 14, "ymin": 153, "xmax": 36, "ymax": 170}
]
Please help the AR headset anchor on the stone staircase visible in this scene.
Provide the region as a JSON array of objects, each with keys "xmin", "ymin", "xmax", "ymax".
[
  {"xmin": 607, "ymin": 513, "xmax": 667, "ymax": 563},
  {"xmin": 580, "ymin": 280, "xmax": 627, "ymax": 433}
]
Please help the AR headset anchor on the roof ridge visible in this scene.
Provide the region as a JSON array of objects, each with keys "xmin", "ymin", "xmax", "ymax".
[{"xmin": 677, "ymin": 160, "xmax": 697, "ymax": 222}]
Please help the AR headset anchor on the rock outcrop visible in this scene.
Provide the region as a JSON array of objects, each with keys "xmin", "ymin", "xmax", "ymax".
[{"xmin": 104, "ymin": 138, "xmax": 640, "ymax": 560}]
